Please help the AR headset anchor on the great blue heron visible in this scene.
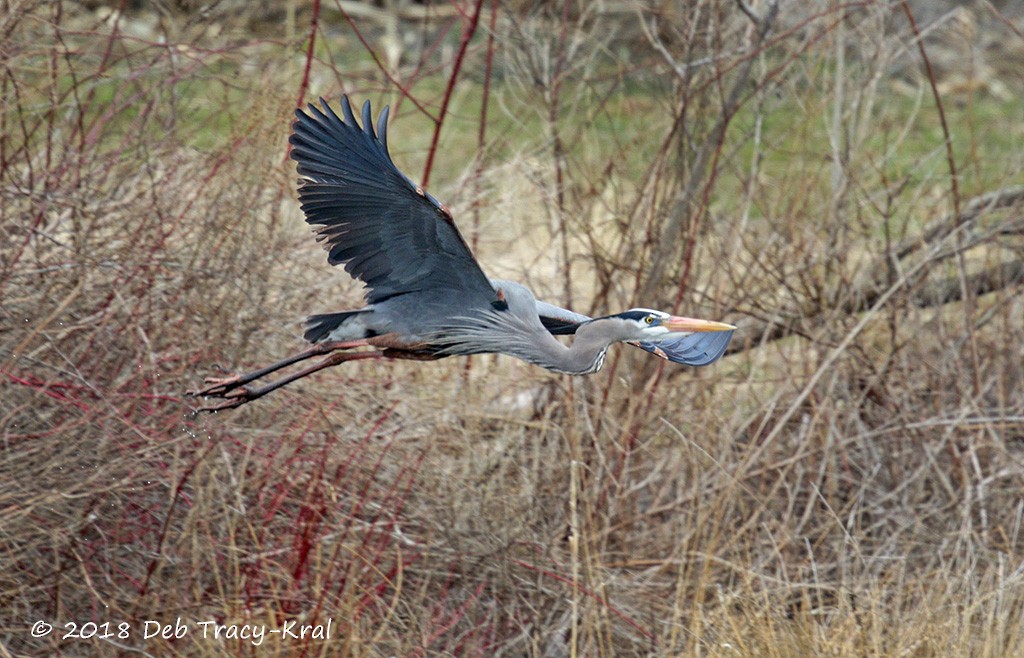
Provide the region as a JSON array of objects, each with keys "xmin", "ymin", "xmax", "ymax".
[{"xmin": 190, "ymin": 96, "xmax": 735, "ymax": 411}]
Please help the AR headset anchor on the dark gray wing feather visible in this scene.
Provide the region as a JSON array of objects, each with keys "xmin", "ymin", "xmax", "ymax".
[
  {"xmin": 534, "ymin": 300, "xmax": 733, "ymax": 367},
  {"xmin": 290, "ymin": 96, "xmax": 494, "ymax": 304}
]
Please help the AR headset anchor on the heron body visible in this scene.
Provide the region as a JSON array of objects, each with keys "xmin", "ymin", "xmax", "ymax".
[
  {"xmin": 289, "ymin": 96, "xmax": 735, "ymax": 369},
  {"xmin": 191, "ymin": 96, "xmax": 735, "ymax": 410},
  {"xmin": 304, "ymin": 279, "xmax": 673, "ymax": 375}
]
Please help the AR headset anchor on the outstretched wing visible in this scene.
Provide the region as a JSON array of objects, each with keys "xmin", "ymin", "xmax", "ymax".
[
  {"xmin": 290, "ymin": 96, "xmax": 495, "ymax": 305},
  {"xmin": 535, "ymin": 300, "xmax": 734, "ymax": 367}
]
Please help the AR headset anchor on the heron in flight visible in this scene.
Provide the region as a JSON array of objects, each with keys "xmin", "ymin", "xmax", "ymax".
[{"xmin": 191, "ymin": 96, "xmax": 735, "ymax": 411}]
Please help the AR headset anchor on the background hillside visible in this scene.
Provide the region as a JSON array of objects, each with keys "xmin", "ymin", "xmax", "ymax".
[{"xmin": 2, "ymin": 1, "xmax": 1023, "ymax": 655}]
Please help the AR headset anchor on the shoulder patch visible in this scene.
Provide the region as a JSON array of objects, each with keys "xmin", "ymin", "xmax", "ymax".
[{"xmin": 491, "ymin": 287, "xmax": 509, "ymax": 311}]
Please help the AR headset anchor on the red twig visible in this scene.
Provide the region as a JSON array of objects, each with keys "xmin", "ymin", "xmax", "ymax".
[
  {"xmin": 899, "ymin": 2, "xmax": 960, "ymax": 216},
  {"xmin": 1, "ymin": 369, "xmax": 90, "ymax": 411},
  {"xmin": 900, "ymin": 0, "xmax": 978, "ymax": 396},
  {"xmin": 421, "ymin": 0, "xmax": 486, "ymax": 188},
  {"xmin": 138, "ymin": 443, "xmax": 215, "ymax": 597},
  {"xmin": 335, "ymin": 1, "xmax": 434, "ymax": 118},
  {"xmin": 291, "ymin": 0, "xmax": 320, "ymax": 160},
  {"xmin": 423, "ymin": 579, "xmax": 487, "ymax": 649},
  {"xmin": 470, "ymin": 0, "xmax": 499, "ymax": 254}
]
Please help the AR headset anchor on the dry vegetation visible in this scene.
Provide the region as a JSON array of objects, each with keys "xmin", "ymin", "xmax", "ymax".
[{"xmin": 3, "ymin": 0, "xmax": 1024, "ymax": 656}]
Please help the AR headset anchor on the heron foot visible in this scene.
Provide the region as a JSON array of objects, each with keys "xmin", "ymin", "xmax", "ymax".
[
  {"xmin": 187, "ymin": 374, "xmax": 244, "ymax": 399},
  {"xmin": 193, "ymin": 397, "xmax": 243, "ymax": 413},
  {"xmin": 191, "ymin": 384, "xmax": 260, "ymax": 413}
]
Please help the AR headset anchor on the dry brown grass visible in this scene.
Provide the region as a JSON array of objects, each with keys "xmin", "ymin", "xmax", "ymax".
[{"xmin": 3, "ymin": 1, "xmax": 1024, "ymax": 656}]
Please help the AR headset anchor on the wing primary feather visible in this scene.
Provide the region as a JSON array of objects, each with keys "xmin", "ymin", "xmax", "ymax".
[
  {"xmin": 341, "ymin": 96, "xmax": 358, "ymax": 133},
  {"xmin": 289, "ymin": 95, "xmax": 496, "ymax": 307},
  {"xmin": 310, "ymin": 99, "xmax": 345, "ymax": 139},
  {"xmin": 361, "ymin": 100, "xmax": 374, "ymax": 140},
  {"xmin": 296, "ymin": 101, "xmax": 386, "ymax": 182},
  {"xmin": 377, "ymin": 105, "xmax": 390, "ymax": 155},
  {"xmin": 300, "ymin": 98, "xmax": 380, "ymax": 169}
]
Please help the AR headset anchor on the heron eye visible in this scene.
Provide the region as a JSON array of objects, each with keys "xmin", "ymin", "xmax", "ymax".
[{"xmin": 645, "ymin": 316, "xmax": 654, "ymax": 324}]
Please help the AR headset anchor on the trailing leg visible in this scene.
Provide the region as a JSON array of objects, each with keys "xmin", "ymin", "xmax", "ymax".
[
  {"xmin": 192, "ymin": 349, "xmax": 385, "ymax": 413},
  {"xmin": 187, "ymin": 339, "xmax": 370, "ymax": 399}
]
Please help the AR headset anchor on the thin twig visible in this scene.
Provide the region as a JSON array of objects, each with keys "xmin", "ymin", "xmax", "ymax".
[
  {"xmin": 294, "ymin": 0, "xmax": 320, "ymax": 116},
  {"xmin": 421, "ymin": 0, "xmax": 486, "ymax": 188},
  {"xmin": 900, "ymin": 0, "xmax": 979, "ymax": 395}
]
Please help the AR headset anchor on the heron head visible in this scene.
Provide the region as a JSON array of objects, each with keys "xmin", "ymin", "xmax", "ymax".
[{"xmin": 608, "ymin": 308, "xmax": 736, "ymax": 341}]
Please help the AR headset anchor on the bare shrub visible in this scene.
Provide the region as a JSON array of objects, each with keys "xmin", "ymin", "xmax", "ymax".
[{"xmin": 2, "ymin": 1, "xmax": 1023, "ymax": 656}]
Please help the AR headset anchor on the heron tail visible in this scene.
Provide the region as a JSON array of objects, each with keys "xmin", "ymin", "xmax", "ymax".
[{"xmin": 304, "ymin": 310, "xmax": 373, "ymax": 343}]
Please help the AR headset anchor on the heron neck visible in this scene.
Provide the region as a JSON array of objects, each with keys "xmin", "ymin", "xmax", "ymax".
[{"xmin": 535, "ymin": 318, "xmax": 625, "ymax": 375}]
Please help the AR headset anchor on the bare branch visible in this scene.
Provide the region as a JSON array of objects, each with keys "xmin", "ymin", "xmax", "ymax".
[
  {"xmin": 736, "ymin": 0, "xmax": 764, "ymax": 26},
  {"xmin": 719, "ymin": 185, "xmax": 1024, "ymax": 356}
]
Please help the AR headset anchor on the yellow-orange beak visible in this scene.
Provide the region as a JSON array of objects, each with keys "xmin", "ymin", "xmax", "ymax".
[{"xmin": 663, "ymin": 316, "xmax": 736, "ymax": 333}]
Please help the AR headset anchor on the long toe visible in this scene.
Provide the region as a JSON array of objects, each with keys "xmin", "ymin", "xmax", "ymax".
[
  {"xmin": 187, "ymin": 375, "xmax": 242, "ymax": 398},
  {"xmin": 193, "ymin": 397, "xmax": 247, "ymax": 413},
  {"xmin": 191, "ymin": 385, "xmax": 261, "ymax": 413}
]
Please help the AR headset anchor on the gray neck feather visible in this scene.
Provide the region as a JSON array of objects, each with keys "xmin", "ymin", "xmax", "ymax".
[{"xmin": 440, "ymin": 313, "xmax": 630, "ymax": 376}]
